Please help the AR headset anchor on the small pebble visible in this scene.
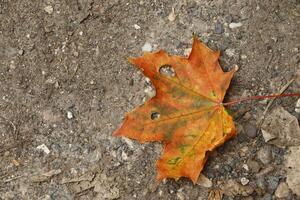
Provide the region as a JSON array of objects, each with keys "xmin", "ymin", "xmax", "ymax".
[
  {"xmin": 242, "ymin": 164, "xmax": 249, "ymax": 171},
  {"xmin": 44, "ymin": 5, "xmax": 54, "ymax": 14},
  {"xmin": 4, "ymin": 151, "xmax": 10, "ymax": 157},
  {"xmin": 121, "ymin": 151, "xmax": 128, "ymax": 161},
  {"xmin": 167, "ymin": 7, "xmax": 176, "ymax": 22},
  {"xmin": 142, "ymin": 42, "xmax": 152, "ymax": 52},
  {"xmin": 197, "ymin": 174, "xmax": 212, "ymax": 188},
  {"xmin": 266, "ymin": 176, "xmax": 280, "ymax": 193},
  {"xmin": 79, "ymin": 31, "xmax": 83, "ymax": 36},
  {"xmin": 144, "ymin": 86, "xmax": 156, "ymax": 98},
  {"xmin": 215, "ymin": 21, "xmax": 223, "ymax": 34},
  {"xmin": 133, "ymin": 24, "xmax": 141, "ymax": 30},
  {"xmin": 229, "ymin": 22, "xmax": 242, "ymax": 29},
  {"xmin": 244, "ymin": 123, "xmax": 257, "ymax": 138},
  {"xmin": 184, "ymin": 48, "xmax": 192, "ymax": 56},
  {"xmin": 257, "ymin": 147, "xmax": 272, "ymax": 164},
  {"xmin": 295, "ymin": 98, "xmax": 300, "ymax": 113},
  {"xmin": 240, "ymin": 54, "xmax": 247, "ymax": 60},
  {"xmin": 67, "ymin": 111, "xmax": 74, "ymax": 119},
  {"xmin": 261, "ymin": 193, "xmax": 272, "ymax": 200},
  {"xmin": 73, "ymin": 51, "xmax": 79, "ymax": 57},
  {"xmin": 275, "ymin": 182, "xmax": 290, "ymax": 199},
  {"xmin": 18, "ymin": 49, "xmax": 24, "ymax": 55},
  {"xmin": 241, "ymin": 177, "xmax": 250, "ymax": 185},
  {"xmin": 36, "ymin": 144, "xmax": 50, "ymax": 154},
  {"xmin": 256, "ymin": 177, "xmax": 267, "ymax": 194},
  {"xmin": 225, "ymin": 48, "xmax": 236, "ymax": 57},
  {"xmin": 247, "ymin": 160, "xmax": 261, "ymax": 173}
]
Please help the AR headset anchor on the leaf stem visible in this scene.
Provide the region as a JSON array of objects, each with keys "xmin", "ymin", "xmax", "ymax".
[{"xmin": 223, "ymin": 93, "xmax": 300, "ymax": 106}]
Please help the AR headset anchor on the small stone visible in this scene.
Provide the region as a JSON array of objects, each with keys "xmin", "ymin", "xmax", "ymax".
[
  {"xmin": 275, "ymin": 182, "xmax": 290, "ymax": 198},
  {"xmin": 295, "ymin": 69, "xmax": 300, "ymax": 86},
  {"xmin": 4, "ymin": 151, "xmax": 10, "ymax": 157},
  {"xmin": 73, "ymin": 51, "xmax": 79, "ymax": 57},
  {"xmin": 121, "ymin": 151, "xmax": 128, "ymax": 161},
  {"xmin": 197, "ymin": 174, "xmax": 212, "ymax": 188},
  {"xmin": 261, "ymin": 106, "xmax": 300, "ymax": 147},
  {"xmin": 266, "ymin": 176, "xmax": 280, "ymax": 193},
  {"xmin": 79, "ymin": 31, "xmax": 83, "ymax": 36},
  {"xmin": 36, "ymin": 144, "xmax": 50, "ymax": 154},
  {"xmin": 133, "ymin": 24, "xmax": 141, "ymax": 30},
  {"xmin": 295, "ymin": 98, "xmax": 300, "ymax": 113},
  {"xmin": 90, "ymin": 80, "xmax": 96, "ymax": 85},
  {"xmin": 242, "ymin": 164, "xmax": 249, "ymax": 171},
  {"xmin": 257, "ymin": 147, "xmax": 272, "ymax": 164},
  {"xmin": 184, "ymin": 48, "xmax": 192, "ymax": 56},
  {"xmin": 176, "ymin": 190, "xmax": 185, "ymax": 200},
  {"xmin": 67, "ymin": 111, "xmax": 74, "ymax": 119},
  {"xmin": 247, "ymin": 160, "xmax": 261, "ymax": 173},
  {"xmin": 285, "ymin": 146, "xmax": 300, "ymax": 197},
  {"xmin": 261, "ymin": 193, "xmax": 272, "ymax": 200},
  {"xmin": 144, "ymin": 85, "xmax": 156, "ymax": 98},
  {"xmin": 241, "ymin": 177, "xmax": 250, "ymax": 185},
  {"xmin": 142, "ymin": 42, "xmax": 152, "ymax": 52},
  {"xmin": 221, "ymin": 179, "xmax": 254, "ymax": 197},
  {"xmin": 225, "ymin": 48, "xmax": 236, "ymax": 57},
  {"xmin": 261, "ymin": 129, "xmax": 276, "ymax": 142},
  {"xmin": 18, "ymin": 49, "xmax": 24, "ymax": 55},
  {"xmin": 244, "ymin": 123, "xmax": 257, "ymax": 138},
  {"xmin": 240, "ymin": 54, "xmax": 247, "ymax": 60},
  {"xmin": 167, "ymin": 7, "xmax": 176, "ymax": 22},
  {"xmin": 256, "ymin": 177, "xmax": 267, "ymax": 195},
  {"xmin": 44, "ymin": 5, "xmax": 54, "ymax": 14},
  {"xmin": 214, "ymin": 21, "xmax": 223, "ymax": 34},
  {"xmin": 243, "ymin": 112, "xmax": 252, "ymax": 120},
  {"xmin": 229, "ymin": 22, "xmax": 242, "ymax": 29}
]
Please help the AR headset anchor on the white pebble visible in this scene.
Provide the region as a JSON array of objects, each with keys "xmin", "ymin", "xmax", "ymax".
[
  {"xmin": 240, "ymin": 54, "xmax": 247, "ymax": 60},
  {"xmin": 142, "ymin": 42, "xmax": 152, "ymax": 52},
  {"xmin": 67, "ymin": 111, "xmax": 74, "ymax": 119},
  {"xmin": 242, "ymin": 164, "xmax": 249, "ymax": 171},
  {"xmin": 229, "ymin": 22, "xmax": 242, "ymax": 29},
  {"xmin": 184, "ymin": 48, "xmax": 192, "ymax": 56},
  {"xmin": 121, "ymin": 151, "xmax": 128, "ymax": 161},
  {"xmin": 133, "ymin": 24, "xmax": 141, "ymax": 30},
  {"xmin": 79, "ymin": 31, "xmax": 83, "ymax": 36},
  {"xmin": 225, "ymin": 48, "xmax": 236, "ymax": 57},
  {"xmin": 37, "ymin": 144, "xmax": 50, "ymax": 154},
  {"xmin": 18, "ymin": 49, "xmax": 24, "ymax": 55},
  {"xmin": 240, "ymin": 177, "xmax": 249, "ymax": 185},
  {"xmin": 168, "ymin": 7, "xmax": 176, "ymax": 22},
  {"xmin": 295, "ymin": 98, "xmax": 300, "ymax": 113},
  {"xmin": 44, "ymin": 5, "xmax": 54, "ymax": 14},
  {"xmin": 144, "ymin": 86, "xmax": 156, "ymax": 98}
]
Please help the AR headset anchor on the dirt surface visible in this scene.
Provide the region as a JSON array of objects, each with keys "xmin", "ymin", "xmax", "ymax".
[{"xmin": 0, "ymin": 0, "xmax": 299, "ymax": 199}]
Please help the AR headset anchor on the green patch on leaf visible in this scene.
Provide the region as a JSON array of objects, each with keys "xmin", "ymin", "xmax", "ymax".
[{"xmin": 167, "ymin": 157, "xmax": 181, "ymax": 165}]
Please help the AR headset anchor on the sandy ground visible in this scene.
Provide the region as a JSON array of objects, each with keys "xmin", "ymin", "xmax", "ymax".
[{"xmin": 0, "ymin": 0, "xmax": 299, "ymax": 199}]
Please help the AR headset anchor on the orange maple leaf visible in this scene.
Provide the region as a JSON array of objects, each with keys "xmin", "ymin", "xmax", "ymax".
[{"xmin": 114, "ymin": 37, "xmax": 237, "ymax": 184}]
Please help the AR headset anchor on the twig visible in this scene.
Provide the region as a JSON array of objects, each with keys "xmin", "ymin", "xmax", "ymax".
[
  {"xmin": 256, "ymin": 79, "xmax": 294, "ymax": 127},
  {"xmin": 2, "ymin": 175, "xmax": 24, "ymax": 183}
]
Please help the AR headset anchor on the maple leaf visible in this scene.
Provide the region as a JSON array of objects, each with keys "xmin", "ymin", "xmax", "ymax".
[{"xmin": 114, "ymin": 37, "xmax": 237, "ymax": 184}]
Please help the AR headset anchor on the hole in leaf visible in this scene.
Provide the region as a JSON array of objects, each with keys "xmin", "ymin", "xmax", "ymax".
[
  {"xmin": 151, "ymin": 112, "xmax": 160, "ymax": 120},
  {"xmin": 159, "ymin": 64, "xmax": 175, "ymax": 77}
]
